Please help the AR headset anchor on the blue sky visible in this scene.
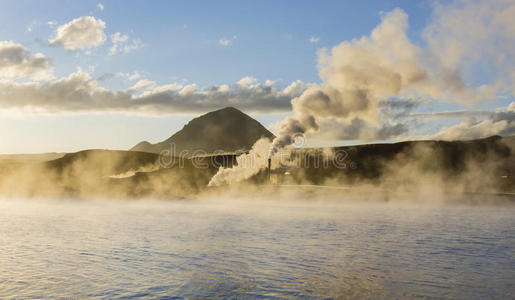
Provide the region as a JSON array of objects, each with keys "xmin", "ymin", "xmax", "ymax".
[
  {"xmin": 0, "ymin": 0, "xmax": 431, "ymax": 86},
  {"xmin": 0, "ymin": 0, "xmax": 513, "ymax": 153}
]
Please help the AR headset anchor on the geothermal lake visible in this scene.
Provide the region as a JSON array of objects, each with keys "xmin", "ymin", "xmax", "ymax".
[{"xmin": 1, "ymin": 197, "xmax": 514, "ymax": 299}]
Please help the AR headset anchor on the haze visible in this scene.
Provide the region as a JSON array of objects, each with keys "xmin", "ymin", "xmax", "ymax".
[{"xmin": 1, "ymin": 1, "xmax": 515, "ymax": 299}]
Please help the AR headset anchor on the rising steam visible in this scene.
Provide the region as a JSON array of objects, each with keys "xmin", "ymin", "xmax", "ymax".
[
  {"xmin": 268, "ymin": 9, "xmax": 425, "ymax": 156},
  {"xmin": 208, "ymin": 138, "xmax": 271, "ymax": 187},
  {"xmin": 268, "ymin": 2, "xmax": 515, "ymax": 156},
  {"xmin": 206, "ymin": 3, "xmax": 515, "ymax": 186}
]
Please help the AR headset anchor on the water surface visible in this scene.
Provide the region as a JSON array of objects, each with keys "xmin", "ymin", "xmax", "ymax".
[{"xmin": 1, "ymin": 198, "xmax": 514, "ymax": 298}]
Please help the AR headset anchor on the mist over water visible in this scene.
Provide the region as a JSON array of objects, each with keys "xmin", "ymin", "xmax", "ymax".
[{"xmin": 1, "ymin": 197, "xmax": 514, "ymax": 299}]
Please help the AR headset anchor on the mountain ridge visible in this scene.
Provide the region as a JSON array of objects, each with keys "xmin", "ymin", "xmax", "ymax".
[{"xmin": 130, "ymin": 107, "xmax": 275, "ymax": 155}]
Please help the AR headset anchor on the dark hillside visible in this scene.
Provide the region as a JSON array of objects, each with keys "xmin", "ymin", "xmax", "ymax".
[{"xmin": 130, "ymin": 107, "xmax": 274, "ymax": 155}]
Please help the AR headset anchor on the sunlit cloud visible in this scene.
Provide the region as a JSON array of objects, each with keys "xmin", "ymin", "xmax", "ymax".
[
  {"xmin": 49, "ymin": 16, "xmax": 106, "ymax": 51},
  {"xmin": 425, "ymin": 102, "xmax": 515, "ymax": 141},
  {"xmin": 109, "ymin": 32, "xmax": 141, "ymax": 55},
  {"xmin": 0, "ymin": 69, "xmax": 308, "ymax": 114}
]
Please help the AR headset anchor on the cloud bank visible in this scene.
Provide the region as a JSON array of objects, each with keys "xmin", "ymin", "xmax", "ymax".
[
  {"xmin": 0, "ymin": 71, "xmax": 308, "ymax": 114},
  {"xmin": 428, "ymin": 102, "xmax": 515, "ymax": 141}
]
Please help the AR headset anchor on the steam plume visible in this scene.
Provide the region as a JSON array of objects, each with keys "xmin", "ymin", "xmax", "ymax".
[
  {"xmin": 268, "ymin": 2, "xmax": 515, "ymax": 156},
  {"xmin": 205, "ymin": 2, "xmax": 515, "ymax": 187},
  {"xmin": 268, "ymin": 9, "xmax": 426, "ymax": 156},
  {"xmin": 208, "ymin": 138, "xmax": 271, "ymax": 187}
]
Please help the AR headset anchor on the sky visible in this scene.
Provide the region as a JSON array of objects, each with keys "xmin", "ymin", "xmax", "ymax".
[{"xmin": 0, "ymin": 0, "xmax": 514, "ymax": 153}]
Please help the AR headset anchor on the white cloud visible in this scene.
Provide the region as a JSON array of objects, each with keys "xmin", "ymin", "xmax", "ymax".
[
  {"xmin": 108, "ymin": 46, "xmax": 117, "ymax": 56},
  {"xmin": 49, "ymin": 16, "xmax": 106, "ymax": 51},
  {"xmin": 123, "ymin": 38, "xmax": 141, "ymax": 53},
  {"xmin": 117, "ymin": 71, "xmax": 141, "ymax": 81},
  {"xmin": 97, "ymin": 3, "xmax": 104, "ymax": 11},
  {"xmin": 178, "ymin": 84, "xmax": 197, "ymax": 96},
  {"xmin": 217, "ymin": 84, "xmax": 229, "ymax": 93},
  {"xmin": 282, "ymin": 80, "xmax": 310, "ymax": 97},
  {"xmin": 264, "ymin": 80, "xmax": 275, "ymax": 86},
  {"xmin": 151, "ymin": 83, "xmax": 183, "ymax": 94},
  {"xmin": 47, "ymin": 20, "xmax": 57, "ymax": 27},
  {"xmin": 309, "ymin": 36, "xmax": 320, "ymax": 43},
  {"xmin": 237, "ymin": 76, "xmax": 257, "ymax": 87},
  {"xmin": 137, "ymin": 82, "xmax": 184, "ymax": 98},
  {"xmin": 219, "ymin": 35, "xmax": 237, "ymax": 46},
  {"xmin": 128, "ymin": 79, "xmax": 156, "ymax": 92},
  {"xmin": 431, "ymin": 118, "xmax": 511, "ymax": 141},
  {"xmin": 0, "ymin": 41, "xmax": 53, "ymax": 80},
  {"xmin": 109, "ymin": 32, "xmax": 141, "ymax": 55},
  {"xmin": 428, "ymin": 102, "xmax": 515, "ymax": 141},
  {"xmin": 111, "ymin": 32, "xmax": 128, "ymax": 44}
]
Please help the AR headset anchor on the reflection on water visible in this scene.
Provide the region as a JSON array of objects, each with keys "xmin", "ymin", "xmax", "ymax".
[{"xmin": 0, "ymin": 198, "xmax": 514, "ymax": 298}]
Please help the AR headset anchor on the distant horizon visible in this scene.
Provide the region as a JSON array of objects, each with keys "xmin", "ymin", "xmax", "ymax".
[{"xmin": 0, "ymin": 105, "xmax": 513, "ymax": 155}]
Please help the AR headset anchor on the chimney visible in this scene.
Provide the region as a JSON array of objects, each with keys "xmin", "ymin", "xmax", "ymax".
[{"xmin": 268, "ymin": 158, "xmax": 271, "ymax": 183}]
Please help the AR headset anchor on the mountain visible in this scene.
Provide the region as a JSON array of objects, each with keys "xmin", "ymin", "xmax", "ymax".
[{"xmin": 130, "ymin": 107, "xmax": 275, "ymax": 155}]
